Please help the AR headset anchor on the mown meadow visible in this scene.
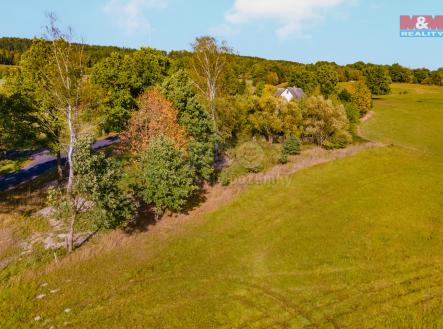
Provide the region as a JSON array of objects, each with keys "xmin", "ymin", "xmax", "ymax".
[{"xmin": 1, "ymin": 83, "xmax": 443, "ymax": 328}]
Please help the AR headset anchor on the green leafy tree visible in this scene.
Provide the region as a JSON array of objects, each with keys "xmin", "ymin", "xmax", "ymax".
[
  {"xmin": 3, "ymin": 38, "xmax": 64, "ymax": 175},
  {"xmin": 136, "ymin": 136, "xmax": 198, "ymax": 218},
  {"xmin": 162, "ymin": 70, "xmax": 215, "ymax": 181},
  {"xmin": 0, "ymin": 93, "xmax": 38, "ymax": 151},
  {"xmin": 350, "ymin": 81, "xmax": 372, "ymax": 116},
  {"xmin": 302, "ymin": 95, "xmax": 351, "ymax": 148},
  {"xmin": 249, "ymin": 95, "xmax": 281, "ymax": 143},
  {"xmin": 91, "ymin": 48, "xmax": 169, "ymax": 132},
  {"xmin": 315, "ymin": 63, "xmax": 339, "ymax": 96},
  {"xmin": 214, "ymin": 95, "xmax": 247, "ymax": 145},
  {"xmin": 248, "ymin": 94, "xmax": 302, "ymax": 142},
  {"xmin": 48, "ymin": 136, "xmax": 135, "ymax": 252},
  {"xmin": 289, "ymin": 68, "xmax": 318, "ymax": 94},
  {"xmin": 413, "ymin": 68, "xmax": 430, "ymax": 84},
  {"xmin": 73, "ymin": 137, "xmax": 135, "ymax": 229},
  {"xmin": 102, "ymin": 89, "xmax": 136, "ymax": 132},
  {"xmin": 364, "ymin": 66, "xmax": 392, "ymax": 95},
  {"xmin": 129, "ymin": 48, "xmax": 170, "ymax": 95},
  {"xmin": 343, "ymin": 66, "xmax": 363, "ymax": 81},
  {"xmin": 280, "ymin": 100, "xmax": 303, "ymax": 138},
  {"xmin": 389, "ymin": 63, "xmax": 413, "ymax": 83},
  {"xmin": 428, "ymin": 68, "xmax": 443, "ymax": 86}
]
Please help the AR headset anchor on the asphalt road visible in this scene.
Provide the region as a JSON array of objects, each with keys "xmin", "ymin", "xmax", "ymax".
[{"xmin": 0, "ymin": 136, "xmax": 119, "ymax": 192}]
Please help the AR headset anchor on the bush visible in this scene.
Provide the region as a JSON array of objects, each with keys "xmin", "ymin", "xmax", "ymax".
[
  {"xmin": 345, "ymin": 103, "xmax": 360, "ymax": 136},
  {"xmin": 219, "ymin": 140, "xmax": 281, "ymax": 185},
  {"xmin": 302, "ymin": 95, "xmax": 351, "ymax": 147},
  {"xmin": 236, "ymin": 141, "xmax": 264, "ymax": 173},
  {"xmin": 73, "ymin": 137, "xmax": 135, "ymax": 229},
  {"xmin": 282, "ymin": 136, "xmax": 301, "ymax": 155},
  {"xmin": 219, "ymin": 162, "xmax": 248, "ymax": 186},
  {"xmin": 338, "ymin": 89, "xmax": 352, "ymax": 102},
  {"xmin": 278, "ymin": 151, "xmax": 288, "ymax": 164},
  {"xmin": 322, "ymin": 130, "xmax": 352, "ymax": 150}
]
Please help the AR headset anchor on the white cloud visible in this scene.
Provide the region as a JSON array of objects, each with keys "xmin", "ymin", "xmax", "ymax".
[
  {"xmin": 103, "ymin": 0, "xmax": 167, "ymax": 35},
  {"xmin": 209, "ymin": 23, "xmax": 239, "ymax": 37},
  {"xmin": 219, "ymin": 0, "xmax": 348, "ymax": 38}
]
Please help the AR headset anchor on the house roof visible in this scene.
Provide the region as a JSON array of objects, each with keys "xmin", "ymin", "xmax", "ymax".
[{"xmin": 274, "ymin": 87, "xmax": 305, "ymax": 100}]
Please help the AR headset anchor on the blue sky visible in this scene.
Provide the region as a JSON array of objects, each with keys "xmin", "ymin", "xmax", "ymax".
[{"xmin": 1, "ymin": 0, "xmax": 442, "ymax": 69}]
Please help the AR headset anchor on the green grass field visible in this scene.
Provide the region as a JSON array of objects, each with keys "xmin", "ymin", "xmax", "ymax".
[{"xmin": 1, "ymin": 84, "xmax": 443, "ymax": 328}]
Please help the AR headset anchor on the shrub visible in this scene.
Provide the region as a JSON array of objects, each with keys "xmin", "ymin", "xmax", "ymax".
[
  {"xmin": 73, "ymin": 137, "xmax": 135, "ymax": 229},
  {"xmin": 338, "ymin": 89, "xmax": 352, "ymax": 102},
  {"xmin": 219, "ymin": 163, "xmax": 247, "ymax": 186},
  {"xmin": 302, "ymin": 95, "xmax": 351, "ymax": 147},
  {"xmin": 345, "ymin": 103, "xmax": 360, "ymax": 135},
  {"xmin": 236, "ymin": 141, "xmax": 264, "ymax": 173},
  {"xmin": 282, "ymin": 136, "xmax": 301, "ymax": 155},
  {"xmin": 322, "ymin": 130, "xmax": 352, "ymax": 150},
  {"xmin": 219, "ymin": 140, "xmax": 281, "ymax": 185},
  {"xmin": 278, "ymin": 151, "xmax": 288, "ymax": 164}
]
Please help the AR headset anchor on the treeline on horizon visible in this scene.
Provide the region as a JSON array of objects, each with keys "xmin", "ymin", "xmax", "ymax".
[{"xmin": 0, "ymin": 36, "xmax": 442, "ymax": 87}]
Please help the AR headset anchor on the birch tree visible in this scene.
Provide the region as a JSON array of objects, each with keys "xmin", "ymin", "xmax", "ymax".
[
  {"xmin": 44, "ymin": 13, "xmax": 86, "ymax": 193},
  {"xmin": 190, "ymin": 36, "xmax": 232, "ymax": 160}
]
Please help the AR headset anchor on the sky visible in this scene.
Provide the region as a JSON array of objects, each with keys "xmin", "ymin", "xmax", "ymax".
[{"xmin": 0, "ymin": 0, "xmax": 442, "ymax": 69}]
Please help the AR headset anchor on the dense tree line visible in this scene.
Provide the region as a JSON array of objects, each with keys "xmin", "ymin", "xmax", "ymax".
[
  {"xmin": 0, "ymin": 37, "xmax": 134, "ymax": 67},
  {"xmin": 2, "ymin": 37, "xmax": 443, "ymax": 92}
]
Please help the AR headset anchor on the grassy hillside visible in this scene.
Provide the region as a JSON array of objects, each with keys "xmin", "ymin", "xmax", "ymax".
[
  {"xmin": 1, "ymin": 84, "xmax": 443, "ymax": 328},
  {"xmin": 361, "ymin": 83, "xmax": 443, "ymax": 159}
]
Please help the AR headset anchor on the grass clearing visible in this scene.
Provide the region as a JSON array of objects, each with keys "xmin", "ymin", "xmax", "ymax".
[
  {"xmin": 0, "ymin": 157, "xmax": 31, "ymax": 175},
  {"xmin": 1, "ymin": 83, "xmax": 443, "ymax": 328}
]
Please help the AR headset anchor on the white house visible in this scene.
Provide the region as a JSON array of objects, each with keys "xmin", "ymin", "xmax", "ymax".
[{"xmin": 274, "ymin": 87, "xmax": 305, "ymax": 102}]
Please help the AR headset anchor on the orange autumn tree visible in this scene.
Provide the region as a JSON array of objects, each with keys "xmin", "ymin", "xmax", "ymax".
[{"xmin": 120, "ymin": 89, "xmax": 186, "ymax": 154}]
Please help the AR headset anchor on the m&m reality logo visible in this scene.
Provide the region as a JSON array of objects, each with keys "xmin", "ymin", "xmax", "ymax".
[{"xmin": 400, "ymin": 15, "xmax": 443, "ymax": 37}]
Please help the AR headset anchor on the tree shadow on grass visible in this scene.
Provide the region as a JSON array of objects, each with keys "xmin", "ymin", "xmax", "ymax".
[
  {"xmin": 181, "ymin": 187, "xmax": 208, "ymax": 215},
  {"xmin": 0, "ymin": 171, "xmax": 58, "ymax": 216},
  {"xmin": 123, "ymin": 201, "xmax": 156, "ymax": 235},
  {"xmin": 123, "ymin": 187, "xmax": 208, "ymax": 236}
]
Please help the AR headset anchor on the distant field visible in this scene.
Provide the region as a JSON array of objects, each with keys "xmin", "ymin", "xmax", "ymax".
[
  {"xmin": 361, "ymin": 83, "xmax": 443, "ymax": 159},
  {"xmin": 1, "ymin": 84, "xmax": 443, "ymax": 328}
]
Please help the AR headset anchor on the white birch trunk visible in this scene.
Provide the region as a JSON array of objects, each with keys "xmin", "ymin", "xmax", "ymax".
[{"xmin": 66, "ymin": 103, "xmax": 76, "ymax": 193}]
